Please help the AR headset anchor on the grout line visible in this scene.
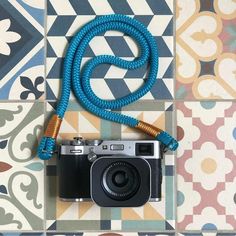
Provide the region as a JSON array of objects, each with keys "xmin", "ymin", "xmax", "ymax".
[
  {"xmin": 46, "ymin": 230, "xmax": 177, "ymax": 232},
  {"xmin": 44, "ymin": 0, "xmax": 47, "ymax": 103},
  {"xmin": 173, "ymin": 101, "xmax": 178, "ymax": 233},
  {"xmin": 173, "ymin": 0, "xmax": 179, "ymax": 233},
  {"xmin": 1, "ymin": 99, "xmax": 236, "ymax": 103},
  {"xmin": 43, "ymin": 0, "xmax": 47, "ymax": 234},
  {"xmin": 0, "ymin": 100, "xmax": 45, "ymax": 103},
  {"xmin": 178, "ymin": 230, "xmax": 236, "ymax": 233},
  {"xmin": 173, "ymin": 0, "xmax": 176, "ymax": 102},
  {"xmin": 0, "ymin": 231, "xmax": 46, "ymax": 233},
  {"xmin": 173, "ymin": 99, "xmax": 236, "ymax": 102},
  {"xmin": 43, "ymin": 104, "xmax": 47, "ymax": 235},
  {"xmin": 1, "ymin": 230, "xmax": 236, "ymax": 234}
]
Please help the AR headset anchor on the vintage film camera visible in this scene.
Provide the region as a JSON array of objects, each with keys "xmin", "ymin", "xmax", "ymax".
[{"xmin": 58, "ymin": 137, "xmax": 164, "ymax": 207}]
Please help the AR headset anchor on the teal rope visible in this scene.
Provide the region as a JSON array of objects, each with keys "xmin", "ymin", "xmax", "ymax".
[{"xmin": 38, "ymin": 14, "xmax": 178, "ymax": 160}]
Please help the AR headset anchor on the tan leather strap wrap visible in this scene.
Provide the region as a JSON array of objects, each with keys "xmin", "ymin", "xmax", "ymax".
[
  {"xmin": 135, "ymin": 121, "xmax": 162, "ymax": 137},
  {"xmin": 44, "ymin": 115, "xmax": 62, "ymax": 139}
]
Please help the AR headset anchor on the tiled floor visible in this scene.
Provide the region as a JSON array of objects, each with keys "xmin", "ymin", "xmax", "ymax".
[{"xmin": 0, "ymin": 0, "xmax": 235, "ymax": 235}]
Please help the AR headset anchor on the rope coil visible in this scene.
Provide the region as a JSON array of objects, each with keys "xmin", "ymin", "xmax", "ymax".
[
  {"xmin": 44, "ymin": 115, "xmax": 62, "ymax": 139},
  {"xmin": 38, "ymin": 14, "xmax": 178, "ymax": 160},
  {"xmin": 136, "ymin": 121, "xmax": 162, "ymax": 137}
]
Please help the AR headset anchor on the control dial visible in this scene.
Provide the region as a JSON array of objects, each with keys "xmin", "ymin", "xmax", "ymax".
[
  {"xmin": 72, "ymin": 137, "xmax": 84, "ymax": 145},
  {"xmin": 87, "ymin": 152, "xmax": 97, "ymax": 162},
  {"xmin": 85, "ymin": 140, "xmax": 102, "ymax": 146}
]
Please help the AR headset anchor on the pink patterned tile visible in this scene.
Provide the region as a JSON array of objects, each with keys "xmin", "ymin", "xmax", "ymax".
[{"xmin": 177, "ymin": 101, "xmax": 236, "ymax": 230}]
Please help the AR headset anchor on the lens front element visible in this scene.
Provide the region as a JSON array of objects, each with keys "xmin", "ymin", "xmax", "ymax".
[
  {"xmin": 113, "ymin": 171, "xmax": 128, "ymax": 187},
  {"xmin": 102, "ymin": 162, "xmax": 140, "ymax": 201}
]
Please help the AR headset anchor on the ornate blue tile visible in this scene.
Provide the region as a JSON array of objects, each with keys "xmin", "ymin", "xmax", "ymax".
[{"xmin": 0, "ymin": 0, "xmax": 44, "ymax": 100}]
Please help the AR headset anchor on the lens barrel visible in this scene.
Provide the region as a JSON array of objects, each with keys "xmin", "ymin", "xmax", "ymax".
[{"xmin": 91, "ymin": 156, "xmax": 151, "ymax": 207}]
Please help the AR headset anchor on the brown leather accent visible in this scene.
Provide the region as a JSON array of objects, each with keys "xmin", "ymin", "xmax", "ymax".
[
  {"xmin": 135, "ymin": 120, "xmax": 162, "ymax": 137},
  {"xmin": 44, "ymin": 115, "xmax": 62, "ymax": 139}
]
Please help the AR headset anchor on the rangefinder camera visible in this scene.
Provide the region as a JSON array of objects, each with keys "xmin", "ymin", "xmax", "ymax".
[{"xmin": 58, "ymin": 137, "xmax": 163, "ymax": 207}]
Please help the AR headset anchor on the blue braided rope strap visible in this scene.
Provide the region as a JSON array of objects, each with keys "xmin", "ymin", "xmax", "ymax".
[{"xmin": 38, "ymin": 14, "xmax": 178, "ymax": 160}]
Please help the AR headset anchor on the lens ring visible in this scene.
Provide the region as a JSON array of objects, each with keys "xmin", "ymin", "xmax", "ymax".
[{"xmin": 101, "ymin": 161, "xmax": 140, "ymax": 201}]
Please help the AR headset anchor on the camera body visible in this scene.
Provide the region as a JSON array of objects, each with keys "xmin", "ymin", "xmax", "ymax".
[{"xmin": 58, "ymin": 137, "xmax": 163, "ymax": 207}]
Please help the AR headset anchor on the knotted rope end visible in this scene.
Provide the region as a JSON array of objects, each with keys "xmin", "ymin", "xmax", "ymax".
[
  {"xmin": 38, "ymin": 115, "xmax": 62, "ymax": 160},
  {"xmin": 156, "ymin": 131, "xmax": 179, "ymax": 151}
]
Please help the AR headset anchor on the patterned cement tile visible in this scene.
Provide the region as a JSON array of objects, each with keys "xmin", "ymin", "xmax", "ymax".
[
  {"xmin": 0, "ymin": 102, "xmax": 44, "ymax": 230},
  {"xmin": 46, "ymin": 0, "xmax": 174, "ymax": 101},
  {"xmin": 45, "ymin": 100, "xmax": 175, "ymax": 231},
  {"xmin": 177, "ymin": 102, "xmax": 236, "ymax": 230},
  {"xmin": 0, "ymin": 1, "xmax": 45, "ymax": 100},
  {"xmin": 176, "ymin": 0, "xmax": 236, "ymax": 99}
]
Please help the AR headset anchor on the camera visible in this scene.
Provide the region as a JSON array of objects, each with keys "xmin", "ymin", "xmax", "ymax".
[{"xmin": 58, "ymin": 137, "xmax": 163, "ymax": 207}]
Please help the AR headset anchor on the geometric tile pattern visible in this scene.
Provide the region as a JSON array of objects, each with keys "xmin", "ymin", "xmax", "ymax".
[
  {"xmin": 46, "ymin": 0, "xmax": 174, "ymax": 100},
  {"xmin": 177, "ymin": 102, "xmax": 236, "ymax": 230},
  {"xmin": 0, "ymin": 1, "xmax": 45, "ymax": 100},
  {"xmin": 0, "ymin": 0, "xmax": 235, "ymax": 235},
  {"xmin": 176, "ymin": 0, "xmax": 236, "ymax": 99},
  {"xmin": 45, "ymin": 101, "xmax": 175, "ymax": 231},
  {"xmin": 0, "ymin": 102, "xmax": 44, "ymax": 230}
]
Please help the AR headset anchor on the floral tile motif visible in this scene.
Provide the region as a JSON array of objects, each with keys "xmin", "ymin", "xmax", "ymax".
[
  {"xmin": 0, "ymin": 102, "xmax": 44, "ymax": 230},
  {"xmin": 0, "ymin": 1, "xmax": 44, "ymax": 100},
  {"xmin": 177, "ymin": 102, "xmax": 236, "ymax": 230},
  {"xmin": 46, "ymin": 0, "xmax": 174, "ymax": 101},
  {"xmin": 176, "ymin": 0, "xmax": 236, "ymax": 99},
  {"xmin": 45, "ymin": 100, "xmax": 175, "ymax": 231}
]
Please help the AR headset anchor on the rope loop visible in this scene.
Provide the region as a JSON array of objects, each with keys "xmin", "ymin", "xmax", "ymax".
[{"xmin": 38, "ymin": 14, "xmax": 178, "ymax": 160}]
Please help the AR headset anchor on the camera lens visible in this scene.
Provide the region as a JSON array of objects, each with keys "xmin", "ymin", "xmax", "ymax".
[
  {"xmin": 112, "ymin": 171, "xmax": 128, "ymax": 187},
  {"xmin": 102, "ymin": 161, "xmax": 140, "ymax": 201}
]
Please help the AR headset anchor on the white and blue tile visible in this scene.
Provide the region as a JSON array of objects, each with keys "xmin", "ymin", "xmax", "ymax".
[
  {"xmin": 46, "ymin": 0, "xmax": 174, "ymax": 101},
  {"xmin": 0, "ymin": 0, "xmax": 44, "ymax": 100}
]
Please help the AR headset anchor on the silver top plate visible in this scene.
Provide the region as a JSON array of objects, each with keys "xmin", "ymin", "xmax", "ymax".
[{"xmin": 60, "ymin": 139, "xmax": 161, "ymax": 159}]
